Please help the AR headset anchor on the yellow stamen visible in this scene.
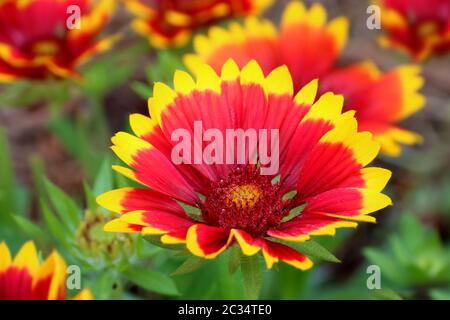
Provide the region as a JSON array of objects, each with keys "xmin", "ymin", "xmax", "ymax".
[{"xmin": 227, "ymin": 184, "xmax": 261, "ymax": 208}]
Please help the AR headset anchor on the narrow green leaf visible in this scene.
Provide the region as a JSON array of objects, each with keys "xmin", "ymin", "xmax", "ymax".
[
  {"xmin": 178, "ymin": 202, "xmax": 202, "ymax": 221},
  {"xmin": 228, "ymin": 246, "xmax": 241, "ymax": 274},
  {"xmin": 171, "ymin": 256, "xmax": 205, "ymax": 276},
  {"xmin": 43, "ymin": 178, "xmax": 80, "ymax": 230},
  {"xmin": 29, "ymin": 156, "xmax": 46, "ymax": 199},
  {"xmin": 83, "ymin": 182, "xmax": 97, "ymax": 213},
  {"xmin": 93, "ymin": 158, "xmax": 113, "ymax": 197},
  {"xmin": 373, "ymin": 288, "xmax": 403, "ymax": 300},
  {"xmin": 122, "ymin": 265, "xmax": 179, "ymax": 296},
  {"xmin": 241, "ymin": 255, "xmax": 262, "ymax": 299},
  {"xmin": 277, "ymin": 239, "xmax": 340, "ymax": 263},
  {"xmin": 40, "ymin": 200, "xmax": 71, "ymax": 249},
  {"xmin": 131, "ymin": 81, "xmax": 153, "ymax": 100},
  {"xmin": 281, "ymin": 203, "xmax": 306, "ymax": 223},
  {"xmin": 282, "ymin": 190, "xmax": 297, "ymax": 201},
  {"xmin": 11, "ymin": 214, "xmax": 47, "ymax": 242},
  {"xmin": 143, "ymin": 235, "xmax": 184, "ymax": 250},
  {"xmin": 0, "ymin": 129, "xmax": 28, "ymax": 217},
  {"xmin": 364, "ymin": 248, "xmax": 402, "ymax": 281},
  {"xmin": 271, "ymin": 175, "xmax": 281, "ymax": 185}
]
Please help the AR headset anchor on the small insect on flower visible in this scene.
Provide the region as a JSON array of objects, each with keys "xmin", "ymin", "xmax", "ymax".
[
  {"xmin": 378, "ymin": 0, "xmax": 450, "ymax": 61},
  {"xmin": 184, "ymin": 1, "xmax": 426, "ymax": 156},
  {"xmin": 123, "ymin": 0, "xmax": 273, "ymax": 48},
  {"xmin": 0, "ymin": 0, "xmax": 118, "ymax": 82},
  {"xmin": 97, "ymin": 59, "xmax": 392, "ymax": 271},
  {"xmin": 0, "ymin": 241, "xmax": 93, "ymax": 300}
]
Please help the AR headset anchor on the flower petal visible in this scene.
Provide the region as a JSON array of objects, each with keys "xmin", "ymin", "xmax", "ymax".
[
  {"xmin": 262, "ymin": 240, "xmax": 313, "ymax": 271},
  {"xmin": 13, "ymin": 241, "xmax": 40, "ymax": 277},
  {"xmin": 32, "ymin": 251, "xmax": 67, "ymax": 300},
  {"xmin": 96, "ymin": 187, "xmax": 183, "ymax": 215},
  {"xmin": 231, "ymin": 229, "xmax": 263, "ymax": 256},
  {"xmin": 304, "ymin": 187, "xmax": 392, "ymax": 222},
  {"xmin": 186, "ymin": 224, "xmax": 233, "ymax": 259},
  {"xmin": 111, "ymin": 132, "xmax": 199, "ymax": 204},
  {"xmin": 0, "ymin": 242, "xmax": 12, "ymax": 273},
  {"xmin": 72, "ymin": 288, "xmax": 94, "ymax": 300},
  {"xmin": 119, "ymin": 210, "xmax": 195, "ymax": 236},
  {"xmin": 268, "ymin": 213, "xmax": 357, "ymax": 242}
]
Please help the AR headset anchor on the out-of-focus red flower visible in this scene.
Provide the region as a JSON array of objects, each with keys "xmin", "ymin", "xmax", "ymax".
[
  {"xmin": 0, "ymin": 0, "xmax": 118, "ymax": 82},
  {"xmin": 123, "ymin": 0, "xmax": 272, "ymax": 48},
  {"xmin": 0, "ymin": 241, "xmax": 93, "ymax": 300},
  {"xmin": 379, "ymin": 0, "xmax": 450, "ymax": 61},
  {"xmin": 184, "ymin": 1, "xmax": 426, "ymax": 157}
]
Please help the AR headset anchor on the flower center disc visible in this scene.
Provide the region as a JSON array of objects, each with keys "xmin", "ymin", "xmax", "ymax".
[
  {"xmin": 228, "ymin": 184, "xmax": 261, "ymax": 208},
  {"xmin": 202, "ymin": 165, "xmax": 285, "ymax": 237}
]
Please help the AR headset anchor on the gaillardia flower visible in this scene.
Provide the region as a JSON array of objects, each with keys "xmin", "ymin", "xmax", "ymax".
[
  {"xmin": 123, "ymin": 0, "xmax": 272, "ymax": 48},
  {"xmin": 0, "ymin": 0, "xmax": 117, "ymax": 82},
  {"xmin": 0, "ymin": 241, "xmax": 92, "ymax": 300},
  {"xmin": 378, "ymin": 0, "xmax": 450, "ymax": 61},
  {"xmin": 184, "ymin": 1, "xmax": 426, "ymax": 156},
  {"xmin": 97, "ymin": 59, "xmax": 392, "ymax": 270}
]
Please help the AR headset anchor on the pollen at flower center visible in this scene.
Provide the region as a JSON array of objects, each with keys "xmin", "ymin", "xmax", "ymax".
[
  {"xmin": 227, "ymin": 184, "xmax": 261, "ymax": 209},
  {"xmin": 201, "ymin": 165, "xmax": 286, "ymax": 237}
]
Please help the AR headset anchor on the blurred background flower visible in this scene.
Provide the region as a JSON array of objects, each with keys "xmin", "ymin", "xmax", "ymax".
[
  {"xmin": 184, "ymin": 1, "xmax": 426, "ymax": 156},
  {"xmin": 123, "ymin": 0, "xmax": 273, "ymax": 48},
  {"xmin": 0, "ymin": 0, "xmax": 118, "ymax": 82},
  {"xmin": 0, "ymin": 241, "xmax": 92, "ymax": 300},
  {"xmin": 378, "ymin": 0, "xmax": 450, "ymax": 61}
]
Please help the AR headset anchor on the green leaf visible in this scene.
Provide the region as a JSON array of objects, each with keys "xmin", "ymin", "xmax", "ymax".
[
  {"xmin": 372, "ymin": 288, "xmax": 403, "ymax": 300},
  {"xmin": 131, "ymin": 81, "xmax": 153, "ymax": 100},
  {"xmin": 0, "ymin": 128, "xmax": 28, "ymax": 216},
  {"xmin": 228, "ymin": 246, "xmax": 241, "ymax": 274},
  {"xmin": 430, "ymin": 288, "xmax": 450, "ymax": 300},
  {"xmin": 80, "ymin": 48, "xmax": 138, "ymax": 100},
  {"xmin": 11, "ymin": 214, "xmax": 47, "ymax": 242},
  {"xmin": 241, "ymin": 255, "xmax": 262, "ymax": 299},
  {"xmin": 171, "ymin": 256, "xmax": 206, "ymax": 276},
  {"xmin": 143, "ymin": 235, "xmax": 184, "ymax": 250},
  {"xmin": 282, "ymin": 190, "xmax": 297, "ymax": 201},
  {"xmin": 83, "ymin": 182, "xmax": 97, "ymax": 213},
  {"xmin": 93, "ymin": 157, "xmax": 113, "ymax": 197},
  {"xmin": 122, "ymin": 265, "xmax": 179, "ymax": 296},
  {"xmin": 40, "ymin": 200, "xmax": 71, "ymax": 249},
  {"xmin": 43, "ymin": 178, "xmax": 80, "ymax": 230},
  {"xmin": 279, "ymin": 239, "xmax": 340, "ymax": 263},
  {"xmin": 271, "ymin": 175, "xmax": 281, "ymax": 185},
  {"xmin": 281, "ymin": 203, "xmax": 306, "ymax": 223},
  {"xmin": 178, "ymin": 202, "xmax": 202, "ymax": 221},
  {"xmin": 364, "ymin": 248, "xmax": 402, "ymax": 282}
]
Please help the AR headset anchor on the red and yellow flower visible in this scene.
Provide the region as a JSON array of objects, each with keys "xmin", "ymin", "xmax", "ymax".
[
  {"xmin": 378, "ymin": 0, "xmax": 450, "ymax": 61},
  {"xmin": 0, "ymin": 0, "xmax": 118, "ymax": 82},
  {"xmin": 0, "ymin": 241, "xmax": 92, "ymax": 300},
  {"xmin": 123, "ymin": 0, "xmax": 272, "ymax": 48},
  {"xmin": 97, "ymin": 59, "xmax": 392, "ymax": 270},
  {"xmin": 184, "ymin": 1, "xmax": 426, "ymax": 156}
]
